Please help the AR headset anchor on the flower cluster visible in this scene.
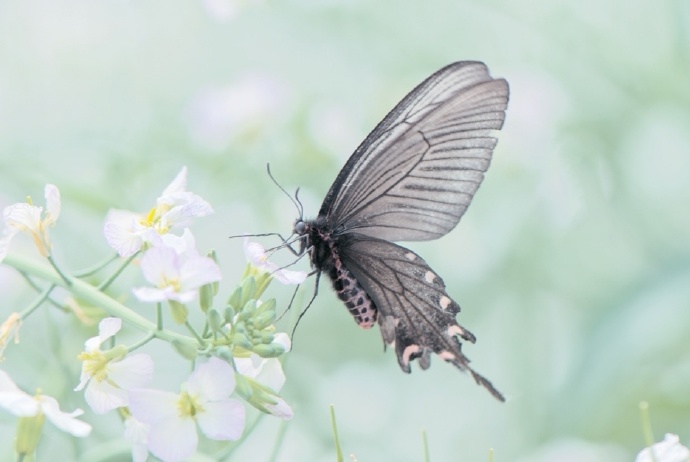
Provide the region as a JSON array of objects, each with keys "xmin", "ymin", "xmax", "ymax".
[{"xmin": 0, "ymin": 167, "xmax": 307, "ymax": 461}]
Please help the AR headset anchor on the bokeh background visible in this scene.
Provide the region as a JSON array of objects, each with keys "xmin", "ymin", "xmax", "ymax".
[{"xmin": 1, "ymin": 0, "xmax": 689, "ymax": 461}]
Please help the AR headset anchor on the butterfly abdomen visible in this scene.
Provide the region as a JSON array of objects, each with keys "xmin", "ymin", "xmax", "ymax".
[
  {"xmin": 328, "ymin": 255, "xmax": 378, "ymax": 329},
  {"xmin": 307, "ymin": 222, "xmax": 378, "ymax": 329}
]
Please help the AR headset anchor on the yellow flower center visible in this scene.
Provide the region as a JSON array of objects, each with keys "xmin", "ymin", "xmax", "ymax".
[
  {"xmin": 77, "ymin": 351, "xmax": 110, "ymax": 382},
  {"xmin": 161, "ymin": 275, "xmax": 181, "ymax": 292},
  {"xmin": 140, "ymin": 205, "xmax": 172, "ymax": 235},
  {"xmin": 177, "ymin": 391, "xmax": 204, "ymax": 419}
]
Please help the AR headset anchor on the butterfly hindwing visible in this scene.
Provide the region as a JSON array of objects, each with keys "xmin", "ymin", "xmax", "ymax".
[
  {"xmin": 319, "ymin": 61, "xmax": 509, "ymax": 243},
  {"xmin": 338, "ymin": 233, "xmax": 504, "ymax": 401}
]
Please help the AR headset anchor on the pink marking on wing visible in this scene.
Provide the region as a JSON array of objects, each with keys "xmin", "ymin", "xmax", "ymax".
[{"xmin": 402, "ymin": 345, "xmax": 422, "ymax": 367}]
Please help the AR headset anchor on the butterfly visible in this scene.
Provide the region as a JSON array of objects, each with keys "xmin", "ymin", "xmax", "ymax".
[{"xmin": 293, "ymin": 61, "xmax": 509, "ymax": 401}]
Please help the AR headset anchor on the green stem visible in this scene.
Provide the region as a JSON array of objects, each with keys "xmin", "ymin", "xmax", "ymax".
[
  {"xmin": 488, "ymin": 448, "xmax": 494, "ymax": 462},
  {"xmin": 330, "ymin": 405, "xmax": 344, "ymax": 462},
  {"xmin": 47, "ymin": 255, "xmax": 72, "ymax": 286},
  {"xmin": 98, "ymin": 252, "xmax": 140, "ymax": 291},
  {"xmin": 128, "ymin": 332, "xmax": 155, "ymax": 352},
  {"xmin": 18, "ymin": 284, "xmax": 56, "ymax": 320},
  {"xmin": 639, "ymin": 401, "xmax": 658, "ymax": 462},
  {"xmin": 73, "ymin": 254, "xmax": 119, "ymax": 278},
  {"xmin": 185, "ymin": 321, "xmax": 205, "ymax": 345},
  {"xmin": 3, "ymin": 253, "xmax": 196, "ymax": 349},
  {"xmin": 422, "ymin": 429, "xmax": 430, "ymax": 462},
  {"xmin": 18, "ymin": 272, "xmax": 65, "ymax": 311},
  {"xmin": 156, "ymin": 303, "xmax": 163, "ymax": 330},
  {"xmin": 267, "ymin": 420, "xmax": 290, "ymax": 462},
  {"xmin": 219, "ymin": 413, "xmax": 265, "ymax": 460}
]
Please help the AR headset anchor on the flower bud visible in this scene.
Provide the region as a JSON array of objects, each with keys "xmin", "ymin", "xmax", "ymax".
[
  {"xmin": 251, "ymin": 342, "xmax": 285, "ymax": 358},
  {"xmin": 168, "ymin": 300, "xmax": 188, "ymax": 324},
  {"xmin": 206, "ymin": 309, "xmax": 224, "ymax": 333},
  {"xmin": 15, "ymin": 414, "xmax": 45, "ymax": 457},
  {"xmin": 172, "ymin": 339, "xmax": 198, "ymax": 360}
]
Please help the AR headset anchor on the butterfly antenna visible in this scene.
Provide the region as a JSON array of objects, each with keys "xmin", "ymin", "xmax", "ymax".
[
  {"xmin": 294, "ymin": 187, "xmax": 304, "ymax": 219},
  {"xmin": 267, "ymin": 163, "xmax": 302, "ymax": 218}
]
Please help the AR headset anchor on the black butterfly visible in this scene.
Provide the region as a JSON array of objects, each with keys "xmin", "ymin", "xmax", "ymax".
[{"xmin": 293, "ymin": 61, "xmax": 509, "ymax": 401}]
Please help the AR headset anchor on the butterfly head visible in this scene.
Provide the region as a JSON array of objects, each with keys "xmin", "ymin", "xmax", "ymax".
[
  {"xmin": 293, "ymin": 219, "xmax": 311, "ymax": 256},
  {"xmin": 293, "ymin": 219, "xmax": 308, "ymax": 236}
]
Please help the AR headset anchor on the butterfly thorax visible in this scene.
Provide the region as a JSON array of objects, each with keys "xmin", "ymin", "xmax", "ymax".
[{"xmin": 297, "ymin": 218, "xmax": 378, "ymax": 329}]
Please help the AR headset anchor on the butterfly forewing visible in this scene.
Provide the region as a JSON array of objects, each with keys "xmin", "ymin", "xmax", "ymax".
[{"xmin": 318, "ymin": 61, "xmax": 509, "ymax": 242}]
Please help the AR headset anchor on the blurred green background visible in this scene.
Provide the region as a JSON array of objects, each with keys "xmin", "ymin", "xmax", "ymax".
[{"xmin": 1, "ymin": 0, "xmax": 689, "ymax": 461}]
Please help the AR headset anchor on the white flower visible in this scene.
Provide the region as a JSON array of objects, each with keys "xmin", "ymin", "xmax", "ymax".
[
  {"xmin": 132, "ymin": 231, "xmax": 221, "ymax": 304},
  {"xmin": 128, "ymin": 357, "xmax": 245, "ymax": 462},
  {"xmin": 0, "ymin": 184, "xmax": 60, "ymax": 261},
  {"xmin": 75, "ymin": 317, "xmax": 154, "ymax": 414},
  {"xmin": 104, "ymin": 167, "xmax": 213, "ymax": 257},
  {"xmin": 243, "ymin": 239, "xmax": 307, "ymax": 285},
  {"xmin": 635, "ymin": 434, "xmax": 690, "ymax": 462},
  {"xmin": 124, "ymin": 415, "xmax": 150, "ymax": 462},
  {"xmin": 0, "ymin": 369, "xmax": 91, "ymax": 437},
  {"xmin": 235, "ymin": 333, "xmax": 293, "ymax": 419}
]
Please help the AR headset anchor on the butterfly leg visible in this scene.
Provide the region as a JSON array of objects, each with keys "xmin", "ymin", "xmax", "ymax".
[{"xmin": 290, "ymin": 270, "xmax": 321, "ymax": 341}]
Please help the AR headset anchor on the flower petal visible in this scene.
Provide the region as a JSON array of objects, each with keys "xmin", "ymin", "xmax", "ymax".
[
  {"xmin": 128, "ymin": 389, "xmax": 179, "ymax": 425},
  {"xmin": 124, "ymin": 416, "xmax": 150, "ymax": 462},
  {"xmin": 3, "ymin": 203, "xmax": 42, "ymax": 233},
  {"xmin": 186, "ymin": 357, "xmax": 234, "ymax": 401},
  {"xmin": 104, "ymin": 223, "xmax": 144, "ymax": 258},
  {"xmin": 97, "ymin": 317, "xmax": 122, "ymax": 342},
  {"xmin": 39, "ymin": 396, "xmax": 92, "ymax": 437},
  {"xmin": 635, "ymin": 434, "xmax": 690, "ymax": 462},
  {"xmin": 107, "ymin": 354, "xmax": 154, "ymax": 390},
  {"xmin": 0, "ymin": 232, "xmax": 17, "ymax": 262},
  {"xmin": 254, "ymin": 358, "xmax": 286, "ymax": 391},
  {"xmin": 84, "ymin": 379, "xmax": 128, "ymax": 414},
  {"xmin": 0, "ymin": 370, "xmax": 39, "ymax": 416},
  {"xmin": 160, "ymin": 167, "xmax": 188, "ymax": 199},
  {"xmin": 179, "ymin": 256, "xmax": 222, "ymax": 291},
  {"xmin": 139, "ymin": 246, "xmax": 180, "ymax": 286},
  {"xmin": 74, "ymin": 370, "xmax": 90, "ymax": 392},
  {"xmin": 43, "ymin": 184, "xmax": 61, "ymax": 224},
  {"xmin": 274, "ymin": 333, "xmax": 291, "ymax": 352},
  {"xmin": 265, "ymin": 396, "xmax": 293, "ymax": 420},
  {"xmin": 147, "ymin": 416, "xmax": 197, "ymax": 462},
  {"xmin": 274, "ymin": 267, "xmax": 308, "ymax": 285},
  {"xmin": 160, "ymin": 196, "xmax": 213, "ymax": 229},
  {"xmin": 196, "ymin": 399, "xmax": 245, "ymax": 440},
  {"xmin": 243, "ymin": 239, "xmax": 270, "ymax": 269},
  {"xmin": 132, "ymin": 287, "xmax": 176, "ymax": 303}
]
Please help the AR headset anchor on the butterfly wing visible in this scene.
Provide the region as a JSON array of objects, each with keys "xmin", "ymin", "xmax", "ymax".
[
  {"xmin": 339, "ymin": 232, "xmax": 504, "ymax": 401},
  {"xmin": 318, "ymin": 61, "xmax": 509, "ymax": 242}
]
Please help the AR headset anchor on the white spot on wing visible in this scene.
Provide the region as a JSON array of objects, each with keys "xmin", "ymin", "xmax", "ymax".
[
  {"xmin": 439, "ymin": 296, "xmax": 451, "ymax": 309},
  {"xmin": 424, "ymin": 271, "xmax": 436, "ymax": 283},
  {"xmin": 404, "ymin": 252, "xmax": 416, "ymax": 261}
]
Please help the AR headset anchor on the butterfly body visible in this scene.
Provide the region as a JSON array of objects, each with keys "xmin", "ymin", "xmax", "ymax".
[
  {"xmin": 294, "ymin": 61, "xmax": 509, "ymax": 401},
  {"xmin": 300, "ymin": 220, "xmax": 379, "ymax": 328}
]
